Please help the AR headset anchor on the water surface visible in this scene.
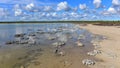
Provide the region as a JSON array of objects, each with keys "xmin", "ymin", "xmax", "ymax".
[{"xmin": 0, "ymin": 23, "xmax": 102, "ymax": 68}]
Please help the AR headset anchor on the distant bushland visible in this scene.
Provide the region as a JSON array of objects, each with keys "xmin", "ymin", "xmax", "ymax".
[{"xmin": 0, "ymin": 21, "xmax": 120, "ymax": 26}]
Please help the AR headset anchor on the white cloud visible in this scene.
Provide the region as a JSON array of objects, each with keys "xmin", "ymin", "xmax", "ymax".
[
  {"xmin": 93, "ymin": 0, "xmax": 102, "ymax": 8},
  {"xmin": 46, "ymin": 13, "xmax": 51, "ymax": 17},
  {"xmin": 79, "ymin": 4, "xmax": 87, "ymax": 10},
  {"xmin": 72, "ymin": 7, "xmax": 78, "ymax": 12},
  {"xmin": 57, "ymin": 1, "xmax": 71, "ymax": 11},
  {"xmin": 24, "ymin": 3, "xmax": 41, "ymax": 12},
  {"xmin": 15, "ymin": 9, "xmax": 22, "ymax": 16},
  {"xmin": 112, "ymin": 0, "xmax": 120, "ymax": 6},
  {"xmin": 0, "ymin": 8, "xmax": 9, "ymax": 17},
  {"xmin": 0, "ymin": 8, "xmax": 5, "ymax": 16},
  {"xmin": 100, "ymin": 8, "xmax": 117, "ymax": 15},
  {"xmin": 52, "ymin": 12, "xmax": 57, "ymax": 17},
  {"xmin": 44, "ymin": 6, "xmax": 54, "ymax": 12},
  {"xmin": 108, "ymin": 7, "xmax": 117, "ymax": 13},
  {"xmin": 14, "ymin": 4, "xmax": 20, "ymax": 10},
  {"xmin": 13, "ymin": 4, "xmax": 22, "ymax": 16},
  {"xmin": 25, "ymin": 3, "xmax": 35, "ymax": 11},
  {"xmin": 1, "ymin": 0, "xmax": 119, "ymax": 21},
  {"xmin": 101, "ymin": 11, "xmax": 110, "ymax": 15}
]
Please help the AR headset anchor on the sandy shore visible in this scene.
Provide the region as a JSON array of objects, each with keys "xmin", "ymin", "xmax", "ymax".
[{"xmin": 80, "ymin": 24, "xmax": 120, "ymax": 68}]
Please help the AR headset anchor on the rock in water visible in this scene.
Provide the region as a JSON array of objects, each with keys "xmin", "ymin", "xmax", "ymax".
[
  {"xmin": 58, "ymin": 51, "xmax": 65, "ymax": 56},
  {"xmin": 20, "ymin": 65, "xmax": 25, "ymax": 68},
  {"xmin": 6, "ymin": 41, "xmax": 13, "ymax": 44},
  {"xmin": 48, "ymin": 36, "xmax": 56, "ymax": 40},
  {"xmin": 55, "ymin": 50, "xmax": 65, "ymax": 56},
  {"xmin": 82, "ymin": 59, "xmax": 95, "ymax": 65},
  {"xmin": 52, "ymin": 42, "xmax": 65, "ymax": 48},
  {"xmin": 78, "ymin": 35, "xmax": 85, "ymax": 40},
  {"xmin": 76, "ymin": 41, "xmax": 84, "ymax": 47},
  {"xmin": 14, "ymin": 33, "xmax": 25, "ymax": 37},
  {"xmin": 87, "ymin": 50, "xmax": 101, "ymax": 56}
]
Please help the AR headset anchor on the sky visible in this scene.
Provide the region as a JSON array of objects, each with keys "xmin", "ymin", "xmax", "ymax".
[{"xmin": 0, "ymin": 0, "xmax": 120, "ymax": 21}]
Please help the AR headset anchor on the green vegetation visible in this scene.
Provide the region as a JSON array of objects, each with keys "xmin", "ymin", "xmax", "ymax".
[{"xmin": 0, "ymin": 21, "xmax": 120, "ymax": 26}]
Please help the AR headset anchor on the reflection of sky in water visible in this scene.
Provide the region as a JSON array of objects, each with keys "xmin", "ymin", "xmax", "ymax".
[
  {"xmin": 0, "ymin": 23, "xmax": 75, "ymax": 45},
  {"xmin": 0, "ymin": 23, "xmax": 98, "ymax": 46}
]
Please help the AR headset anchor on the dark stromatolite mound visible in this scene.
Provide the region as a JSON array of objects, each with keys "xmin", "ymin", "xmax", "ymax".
[{"xmin": 14, "ymin": 33, "xmax": 26, "ymax": 38}]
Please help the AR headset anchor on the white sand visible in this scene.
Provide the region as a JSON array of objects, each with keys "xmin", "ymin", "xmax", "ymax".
[{"xmin": 80, "ymin": 24, "xmax": 120, "ymax": 68}]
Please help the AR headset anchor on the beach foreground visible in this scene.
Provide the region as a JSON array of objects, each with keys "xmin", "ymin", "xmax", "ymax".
[{"xmin": 80, "ymin": 24, "xmax": 120, "ymax": 68}]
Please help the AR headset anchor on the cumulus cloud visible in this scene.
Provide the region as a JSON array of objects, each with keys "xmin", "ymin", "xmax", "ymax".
[
  {"xmin": 1, "ymin": 0, "xmax": 119, "ymax": 21},
  {"xmin": 112, "ymin": 0, "xmax": 120, "ymax": 6},
  {"xmin": 79, "ymin": 4, "xmax": 87, "ymax": 10},
  {"xmin": 72, "ymin": 7, "xmax": 78, "ymax": 12},
  {"xmin": 108, "ymin": 7, "xmax": 117, "ymax": 13},
  {"xmin": 93, "ymin": 0, "xmax": 102, "ymax": 8},
  {"xmin": 0, "ymin": 8, "xmax": 9, "ymax": 19},
  {"xmin": 52, "ymin": 12, "xmax": 57, "ymax": 17},
  {"xmin": 101, "ymin": 7, "xmax": 117, "ymax": 15},
  {"xmin": 44, "ymin": 6, "xmax": 54, "ymax": 12},
  {"xmin": 25, "ymin": 3, "xmax": 35, "ymax": 11},
  {"xmin": 15, "ymin": 9, "xmax": 22, "ymax": 16},
  {"xmin": 57, "ymin": 1, "xmax": 71, "ymax": 11},
  {"xmin": 101, "ymin": 11, "xmax": 110, "ymax": 15},
  {"xmin": 14, "ymin": 4, "xmax": 20, "ymax": 10},
  {"xmin": 13, "ymin": 4, "xmax": 23, "ymax": 16},
  {"xmin": 24, "ymin": 3, "xmax": 41, "ymax": 12}
]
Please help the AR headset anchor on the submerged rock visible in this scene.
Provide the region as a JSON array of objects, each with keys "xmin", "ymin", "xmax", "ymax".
[
  {"xmin": 13, "ymin": 63, "xmax": 26, "ymax": 68},
  {"xmin": 54, "ymin": 48, "xmax": 65, "ymax": 56},
  {"xmin": 20, "ymin": 65, "xmax": 25, "ymax": 68},
  {"xmin": 94, "ymin": 45, "xmax": 101, "ymax": 49},
  {"xmin": 91, "ymin": 39, "xmax": 101, "ymax": 46},
  {"xmin": 76, "ymin": 41, "xmax": 84, "ymax": 47},
  {"xmin": 6, "ymin": 41, "xmax": 14, "ymax": 44},
  {"xmin": 64, "ymin": 61, "xmax": 72, "ymax": 67},
  {"xmin": 30, "ymin": 61, "xmax": 41, "ymax": 66},
  {"xmin": 78, "ymin": 35, "xmax": 85, "ymax": 40},
  {"xmin": 58, "ymin": 51, "xmax": 65, "ymax": 56},
  {"xmin": 14, "ymin": 33, "xmax": 25, "ymax": 37},
  {"xmin": 5, "ymin": 41, "xmax": 17, "ymax": 45},
  {"xmin": 82, "ymin": 59, "xmax": 95, "ymax": 65},
  {"xmin": 48, "ymin": 36, "xmax": 56, "ymax": 40},
  {"xmin": 52, "ymin": 41, "xmax": 65, "ymax": 48},
  {"xmin": 87, "ymin": 50, "xmax": 101, "ymax": 56},
  {"xmin": 27, "ymin": 36, "xmax": 37, "ymax": 45},
  {"xmin": 55, "ymin": 50, "xmax": 65, "ymax": 56},
  {"xmin": 19, "ymin": 40, "xmax": 28, "ymax": 44}
]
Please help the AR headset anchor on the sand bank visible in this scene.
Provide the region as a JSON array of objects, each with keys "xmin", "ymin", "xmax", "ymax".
[{"xmin": 80, "ymin": 24, "xmax": 120, "ymax": 68}]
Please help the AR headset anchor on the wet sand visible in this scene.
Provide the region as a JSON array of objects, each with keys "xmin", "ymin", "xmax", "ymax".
[
  {"xmin": 0, "ymin": 38, "xmax": 95, "ymax": 68},
  {"xmin": 0, "ymin": 39, "xmax": 94, "ymax": 68},
  {"xmin": 27, "ymin": 39, "xmax": 95, "ymax": 68},
  {"xmin": 80, "ymin": 24, "xmax": 120, "ymax": 68}
]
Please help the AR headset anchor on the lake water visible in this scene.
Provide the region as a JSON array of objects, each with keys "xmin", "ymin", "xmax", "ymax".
[{"xmin": 0, "ymin": 23, "xmax": 102, "ymax": 68}]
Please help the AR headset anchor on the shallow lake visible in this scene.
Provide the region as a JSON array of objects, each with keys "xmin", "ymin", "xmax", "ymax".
[{"xmin": 0, "ymin": 23, "xmax": 102, "ymax": 68}]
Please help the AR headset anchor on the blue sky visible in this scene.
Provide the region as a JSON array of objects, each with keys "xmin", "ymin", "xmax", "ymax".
[{"xmin": 0, "ymin": 0, "xmax": 120, "ymax": 21}]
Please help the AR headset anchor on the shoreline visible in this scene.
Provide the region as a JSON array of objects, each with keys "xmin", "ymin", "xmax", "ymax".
[{"xmin": 80, "ymin": 24, "xmax": 120, "ymax": 68}]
